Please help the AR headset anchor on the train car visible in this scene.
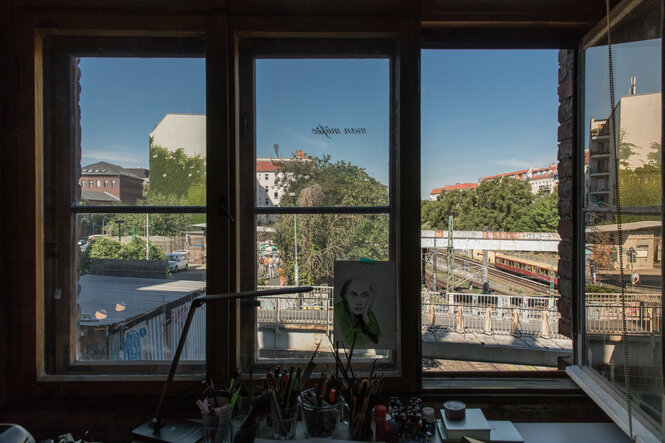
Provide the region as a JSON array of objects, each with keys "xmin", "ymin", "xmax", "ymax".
[{"xmin": 494, "ymin": 253, "xmax": 558, "ymax": 285}]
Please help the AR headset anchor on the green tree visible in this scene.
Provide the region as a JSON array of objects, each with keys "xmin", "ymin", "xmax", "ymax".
[
  {"xmin": 511, "ymin": 188, "xmax": 559, "ymax": 232},
  {"xmin": 421, "ymin": 178, "xmax": 540, "ymax": 232},
  {"xmin": 272, "ymin": 155, "xmax": 389, "ymax": 285},
  {"xmin": 647, "ymin": 141, "xmax": 661, "ymax": 167},
  {"xmin": 148, "ymin": 140, "xmax": 206, "ymax": 203},
  {"xmin": 617, "ymin": 129, "xmax": 637, "ymax": 167},
  {"xmin": 105, "ymin": 193, "xmax": 199, "ymax": 237}
]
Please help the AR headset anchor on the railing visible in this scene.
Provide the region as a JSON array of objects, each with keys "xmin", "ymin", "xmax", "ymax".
[
  {"xmin": 254, "ymin": 286, "xmax": 661, "ymax": 338},
  {"xmin": 586, "ymin": 302, "xmax": 661, "ymax": 335},
  {"xmin": 421, "ymin": 292, "xmax": 562, "ymax": 337}
]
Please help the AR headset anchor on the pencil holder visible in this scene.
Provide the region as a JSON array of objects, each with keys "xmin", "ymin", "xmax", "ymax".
[
  {"xmin": 237, "ymin": 387, "xmax": 268, "ymax": 417},
  {"xmin": 203, "ymin": 407, "xmax": 234, "ymax": 443},
  {"xmin": 270, "ymin": 403, "xmax": 299, "ymax": 440},
  {"xmin": 298, "ymin": 388, "xmax": 348, "ymax": 438}
]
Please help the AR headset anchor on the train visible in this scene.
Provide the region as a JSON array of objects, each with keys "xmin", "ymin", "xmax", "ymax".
[{"xmin": 494, "ymin": 253, "xmax": 558, "ymax": 285}]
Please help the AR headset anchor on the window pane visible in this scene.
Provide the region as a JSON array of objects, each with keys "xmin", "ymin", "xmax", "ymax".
[
  {"xmin": 254, "ymin": 213, "xmax": 390, "ymax": 362},
  {"xmin": 78, "ymin": 58, "xmax": 206, "ymax": 207},
  {"xmin": 77, "ymin": 213, "xmax": 206, "ymax": 367},
  {"xmin": 583, "ymin": 0, "xmax": 662, "ymax": 428},
  {"xmin": 421, "ymin": 49, "xmax": 570, "ymax": 372},
  {"xmin": 255, "ymin": 59, "xmax": 389, "ymax": 208}
]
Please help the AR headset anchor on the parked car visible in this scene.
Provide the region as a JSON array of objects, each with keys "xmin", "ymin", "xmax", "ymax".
[{"xmin": 167, "ymin": 250, "xmax": 189, "ymax": 273}]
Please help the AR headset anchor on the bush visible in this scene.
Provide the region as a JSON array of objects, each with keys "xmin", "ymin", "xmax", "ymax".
[{"xmin": 79, "ymin": 236, "xmax": 166, "ymax": 275}]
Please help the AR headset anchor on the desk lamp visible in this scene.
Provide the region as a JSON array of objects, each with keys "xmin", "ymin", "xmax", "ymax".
[{"xmin": 133, "ymin": 286, "xmax": 314, "ymax": 442}]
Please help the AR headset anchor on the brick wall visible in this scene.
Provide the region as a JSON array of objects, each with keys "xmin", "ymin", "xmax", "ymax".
[{"xmin": 557, "ymin": 49, "xmax": 575, "ymax": 338}]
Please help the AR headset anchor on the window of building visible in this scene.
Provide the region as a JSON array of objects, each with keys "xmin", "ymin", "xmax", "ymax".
[
  {"xmin": 43, "ymin": 38, "xmax": 207, "ymax": 376},
  {"xmin": 265, "ymin": 173, "xmax": 269, "ymax": 180},
  {"xmin": 104, "ymin": 180, "xmax": 108, "ymax": 187},
  {"xmin": 274, "ymin": 192, "xmax": 278, "ymax": 199},
  {"xmin": 111, "ymin": 180, "xmax": 115, "ymax": 187},
  {"xmin": 89, "ymin": 180, "xmax": 93, "ymax": 187}
]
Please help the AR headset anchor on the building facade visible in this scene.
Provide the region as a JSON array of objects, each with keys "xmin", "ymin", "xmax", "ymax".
[{"xmin": 79, "ymin": 162, "xmax": 145, "ymax": 205}]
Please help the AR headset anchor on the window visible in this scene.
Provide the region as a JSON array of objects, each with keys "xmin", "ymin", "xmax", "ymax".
[
  {"xmin": 274, "ymin": 191, "xmax": 278, "ymax": 199},
  {"xmin": 111, "ymin": 180, "xmax": 115, "ymax": 187},
  {"xmin": 572, "ymin": 0, "xmax": 663, "ymax": 439},
  {"xmin": 89, "ymin": 180, "xmax": 93, "ymax": 187},
  {"xmin": 43, "ymin": 38, "xmax": 207, "ymax": 376},
  {"xmin": 421, "ymin": 49, "xmax": 567, "ymax": 372},
  {"xmin": 104, "ymin": 180, "xmax": 108, "ymax": 187},
  {"xmin": 265, "ymin": 173, "xmax": 269, "ymax": 180},
  {"xmin": 238, "ymin": 37, "xmax": 412, "ymax": 385}
]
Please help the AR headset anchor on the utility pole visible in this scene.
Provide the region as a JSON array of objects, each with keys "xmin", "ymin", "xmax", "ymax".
[
  {"xmin": 146, "ymin": 214, "xmax": 150, "ymax": 260},
  {"xmin": 432, "ymin": 247, "xmax": 438, "ymax": 293},
  {"xmin": 446, "ymin": 216, "xmax": 454, "ymax": 295},
  {"xmin": 549, "ymin": 254, "xmax": 555, "ymax": 297}
]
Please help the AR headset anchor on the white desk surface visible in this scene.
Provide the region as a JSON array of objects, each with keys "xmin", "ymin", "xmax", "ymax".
[
  {"xmin": 513, "ymin": 422, "xmax": 630, "ymax": 443},
  {"xmin": 255, "ymin": 421, "xmax": 630, "ymax": 443}
]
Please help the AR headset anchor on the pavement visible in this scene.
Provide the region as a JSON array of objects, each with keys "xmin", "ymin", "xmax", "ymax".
[{"xmin": 79, "ymin": 274, "xmax": 206, "ymax": 326}]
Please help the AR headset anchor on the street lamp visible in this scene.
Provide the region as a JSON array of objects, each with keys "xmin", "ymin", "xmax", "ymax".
[
  {"xmin": 115, "ymin": 219, "xmax": 125, "ymax": 242},
  {"xmin": 289, "ymin": 192, "xmax": 299, "ymax": 286}
]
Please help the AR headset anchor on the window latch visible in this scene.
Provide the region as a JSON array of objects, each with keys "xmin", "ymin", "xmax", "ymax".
[{"xmin": 218, "ymin": 198, "xmax": 235, "ymax": 222}]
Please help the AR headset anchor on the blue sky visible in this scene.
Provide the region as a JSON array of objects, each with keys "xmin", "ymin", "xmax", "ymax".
[{"xmin": 78, "ymin": 44, "xmax": 660, "ymax": 199}]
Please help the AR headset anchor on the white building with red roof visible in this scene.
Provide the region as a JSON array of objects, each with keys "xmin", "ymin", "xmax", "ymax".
[
  {"xmin": 482, "ymin": 163, "xmax": 559, "ymax": 194},
  {"xmin": 256, "ymin": 149, "xmax": 307, "ymax": 207},
  {"xmin": 428, "ymin": 182, "xmax": 478, "ymax": 200}
]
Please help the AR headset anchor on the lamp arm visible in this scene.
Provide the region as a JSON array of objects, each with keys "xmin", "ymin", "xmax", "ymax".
[{"xmin": 151, "ymin": 286, "xmax": 314, "ymax": 430}]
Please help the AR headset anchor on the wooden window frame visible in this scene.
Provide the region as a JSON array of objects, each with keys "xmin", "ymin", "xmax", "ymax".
[
  {"xmin": 233, "ymin": 35, "xmax": 420, "ymax": 393},
  {"xmin": 41, "ymin": 34, "xmax": 215, "ymax": 378},
  {"xmin": 569, "ymin": 0, "xmax": 665, "ymax": 440}
]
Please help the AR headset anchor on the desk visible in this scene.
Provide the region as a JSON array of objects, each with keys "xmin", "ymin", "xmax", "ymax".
[
  {"xmin": 254, "ymin": 421, "xmax": 630, "ymax": 443},
  {"xmin": 513, "ymin": 423, "xmax": 630, "ymax": 443}
]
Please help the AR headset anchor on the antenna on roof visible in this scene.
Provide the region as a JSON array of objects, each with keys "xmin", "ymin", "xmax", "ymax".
[{"xmin": 274, "ymin": 143, "xmax": 280, "ymax": 157}]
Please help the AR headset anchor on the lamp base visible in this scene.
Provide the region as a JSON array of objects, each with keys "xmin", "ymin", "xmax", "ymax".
[{"xmin": 132, "ymin": 418, "xmax": 203, "ymax": 443}]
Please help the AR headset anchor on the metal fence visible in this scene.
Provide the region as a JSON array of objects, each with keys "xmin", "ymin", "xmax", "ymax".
[
  {"xmin": 107, "ymin": 290, "xmax": 206, "ymax": 361},
  {"xmin": 254, "ymin": 286, "xmax": 661, "ymax": 338},
  {"xmin": 421, "ymin": 292, "xmax": 562, "ymax": 337},
  {"xmin": 585, "ymin": 302, "xmax": 661, "ymax": 335}
]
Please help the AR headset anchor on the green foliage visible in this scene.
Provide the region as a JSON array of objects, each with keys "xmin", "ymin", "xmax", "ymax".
[
  {"xmin": 617, "ymin": 129, "xmax": 637, "ymax": 167},
  {"xmin": 105, "ymin": 193, "xmax": 200, "ymax": 237},
  {"xmin": 149, "ymin": 141, "xmax": 206, "ymax": 203},
  {"xmin": 421, "ymin": 178, "xmax": 558, "ymax": 232},
  {"xmin": 511, "ymin": 188, "xmax": 560, "ymax": 232},
  {"xmin": 80, "ymin": 236, "xmax": 166, "ymax": 274},
  {"xmin": 119, "ymin": 237, "xmax": 166, "ymax": 260},
  {"xmin": 272, "ymin": 154, "xmax": 389, "ymax": 285}
]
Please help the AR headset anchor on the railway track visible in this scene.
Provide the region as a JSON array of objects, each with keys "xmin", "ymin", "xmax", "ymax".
[{"xmin": 425, "ymin": 253, "xmax": 552, "ymax": 295}]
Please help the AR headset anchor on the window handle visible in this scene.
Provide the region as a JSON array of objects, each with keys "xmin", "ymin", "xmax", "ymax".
[
  {"xmin": 240, "ymin": 299, "xmax": 260, "ymax": 308},
  {"xmin": 218, "ymin": 198, "xmax": 235, "ymax": 222}
]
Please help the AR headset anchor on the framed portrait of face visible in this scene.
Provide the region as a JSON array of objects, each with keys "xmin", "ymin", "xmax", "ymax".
[{"xmin": 333, "ymin": 261, "xmax": 397, "ymax": 350}]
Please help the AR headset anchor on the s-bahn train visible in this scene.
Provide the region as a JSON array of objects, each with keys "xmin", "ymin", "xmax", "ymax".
[{"xmin": 494, "ymin": 253, "xmax": 558, "ymax": 285}]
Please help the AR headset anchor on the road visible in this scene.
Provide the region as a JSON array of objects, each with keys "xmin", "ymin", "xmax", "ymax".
[{"xmin": 170, "ymin": 263, "xmax": 207, "ymax": 282}]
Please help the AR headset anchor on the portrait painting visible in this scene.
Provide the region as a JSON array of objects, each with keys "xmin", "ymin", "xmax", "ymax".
[{"xmin": 333, "ymin": 261, "xmax": 397, "ymax": 350}]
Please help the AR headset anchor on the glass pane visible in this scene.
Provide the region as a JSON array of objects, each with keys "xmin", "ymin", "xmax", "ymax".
[
  {"xmin": 255, "ymin": 213, "xmax": 391, "ymax": 362},
  {"xmin": 76, "ymin": 212, "xmax": 206, "ymax": 366},
  {"xmin": 421, "ymin": 49, "xmax": 571, "ymax": 372},
  {"xmin": 583, "ymin": 0, "xmax": 662, "ymax": 429},
  {"xmin": 255, "ymin": 59, "xmax": 389, "ymax": 208},
  {"xmin": 78, "ymin": 57, "xmax": 206, "ymax": 207}
]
